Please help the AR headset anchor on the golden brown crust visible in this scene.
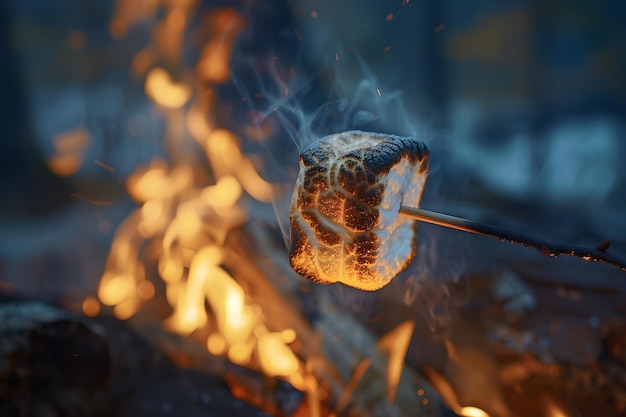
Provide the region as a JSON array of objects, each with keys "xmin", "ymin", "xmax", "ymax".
[{"xmin": 289, "ymin": 130, "xmax": 429, "ymax": 291}]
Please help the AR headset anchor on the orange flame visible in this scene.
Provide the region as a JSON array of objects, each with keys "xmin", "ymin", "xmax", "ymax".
[
  {"xmin": 196, "ymin": 9, "xmax": 244, "ymax": 84},
  {"xmin": 459, "ymin": 406, "xmax": 491, "ymax": 417},
  {"xmin": 145, "ymin": 68, "xmax": 192, "ymax": 109},
  {"xmin": 423, "ymin": 366, "xmax": 492, "ymax": 417},
  {"xmin": 257, "ymin": 332, "xmax": 300, "ymax": 377},
  {"xmin": 91, "ymin": 2, "xmax": 305, "ymax": 394},
  {"xmin": 545, "ymin": 397, "xmax": 570, "ymax": 417},
  {"xmin": 376, "ymin": 320, "xmax": 415, "ymax": 401}
]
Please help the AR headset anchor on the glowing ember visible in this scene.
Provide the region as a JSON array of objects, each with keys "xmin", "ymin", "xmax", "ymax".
[
  {"xmin": 81, "ymin": 296, "xmax": 101, "ymax": 317},
  {"xmin": 289, "ymin": 130, "xmax": 429, "ymax": 290},
  {"xmin": 47, "ymin": 127, "xmax": 91, "ymax": 176},
  {"xmin": 423, "ymin": 366, "xmax": 492, "ymax": 417},
  {"xmin": 545, "ymin": 398, "xmax": 570, "ymax": 417},
  {"xmin": 458, "ymin": 406, "xmax": 490, "ymax": 417}
]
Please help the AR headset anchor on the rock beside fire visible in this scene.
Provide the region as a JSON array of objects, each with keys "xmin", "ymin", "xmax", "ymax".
[
  {"xmin": 289, "ymin": 131, "xmax": 429, "ymax": 291},
  {"xmin": 0, "ymin": 301, "xmax": 111, "ymax": 417}
]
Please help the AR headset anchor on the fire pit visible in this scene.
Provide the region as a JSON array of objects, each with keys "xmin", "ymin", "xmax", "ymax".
[{"xmin": 1, "ymin": 1, "xmax": 625, "ymax": 417}]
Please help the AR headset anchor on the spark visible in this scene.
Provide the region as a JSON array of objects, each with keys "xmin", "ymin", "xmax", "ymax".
[
  {"xmin": 94, "ymin": 159, "xmax": 116, "ymax": 173},
  {"xmin": 334, "ymin": 52, "xmax": 339, "ymax": 62},
  {"xmin": 293, "ymin": 28, "xmax": 303, "ymax": 42},
  {"xmin": 70, "ymin": 192, "xmax": 112, "ymax": 206},
  {"xmin": 310, "ymin": 10, "xmax": 318, "ymax": 18},
  {"xmin": 386, "ymin": 13, "xmax": 394, "ymax": 21},
  {"xmin": 377, "ymin": 88, "xmax": 382, "ymax": 96}
]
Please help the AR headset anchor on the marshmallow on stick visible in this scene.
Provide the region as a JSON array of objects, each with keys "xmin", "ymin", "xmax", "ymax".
[
  {"xmin": 289, "ymin": 131, "xmax": 626, "ymax": 291},
  {"xmin": 289, "ymin": 131, "xmax": 429, "ymax": 291}
]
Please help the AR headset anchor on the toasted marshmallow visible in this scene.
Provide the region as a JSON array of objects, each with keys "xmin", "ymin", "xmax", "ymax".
[{"xmin": 289, "ymin": 131, "xmax": 429, "ymax": 291}]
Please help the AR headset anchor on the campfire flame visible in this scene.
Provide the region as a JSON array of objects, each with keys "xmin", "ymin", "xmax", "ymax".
[
  {"xmin": 87, "ymin": 1, "xmax": 306, "ymax": 391},
  {"xmin": 423, "ymin": 365, "xmax": 492, "ymax": 417},
  {"xmin": 78, "ymin": 2, "xmax": 527, "ymax": 415},
  {"xmin": 376, "ymin": 320, "xmax": 415, "ymax": 401},
  {"xmin": 48, "ymin": 2, "xmax": 622, "ymax": 416}
]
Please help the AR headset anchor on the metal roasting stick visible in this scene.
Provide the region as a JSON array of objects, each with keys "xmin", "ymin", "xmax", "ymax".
[{"xmin": 399, "ymin": 206, "xmax": 626, "ymax": 273}]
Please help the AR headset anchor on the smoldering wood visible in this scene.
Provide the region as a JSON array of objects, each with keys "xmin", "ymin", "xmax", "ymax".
[
  {"xmin": 102, "ymin": 315, "xmax": 280, "ymax": 417},
  {"xmin": 313, "ymin": 296, "xmax": 441, "ymax": 417},
  {"xmin": 123, "ymin": 311, "xmax": 306, "ymax": 417}
]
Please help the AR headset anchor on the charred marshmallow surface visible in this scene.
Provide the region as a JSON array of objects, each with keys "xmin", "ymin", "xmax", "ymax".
[{"xmin": 289, "ymin": 131, "xmax": 429, "ymax": 291}]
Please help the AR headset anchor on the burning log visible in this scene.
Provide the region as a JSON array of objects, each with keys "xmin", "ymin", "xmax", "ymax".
[
  {"xmin": 231, "ymin": 226, "xmax": 444, "ymax": 416},
  {"xmin": 314, "ymin": 299, "xmax": 441, "ymax": 417},
  {"xmin": 289, "ymin": 131, "xmax": 626, "ymax": 291}
]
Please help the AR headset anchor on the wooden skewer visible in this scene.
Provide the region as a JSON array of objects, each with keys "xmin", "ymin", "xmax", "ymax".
[{"xmin": 399, "ymin": 206, "xmax": 626, "ymax": 273}]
